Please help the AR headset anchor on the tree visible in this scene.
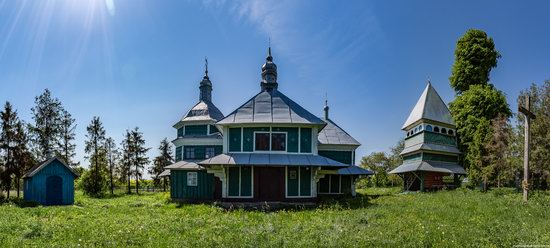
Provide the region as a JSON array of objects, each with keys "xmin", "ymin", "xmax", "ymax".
[
  {"xmin": 57, "ymin": 109, "xmax": 77, "ymax": 167},
  {"xmin": 0, "ymin": 102, "xmax": 32, "ymax": 198},
  {"xmin": 119, "ymin": 130, "xmax": 133, "ymax": 194},
  {"xmin": 449, "ymin": 29, "xmax": 500, "ymax": 94},
  {"xmin": 105, "ymin": 137, "xmax": 119, "ymax": 195},
  {"xmin": 516, "ymin": 82, "xmax": 550, "ymax": 189},
  {"xmin": 83, "ymin": 117, "xmax": 107, "ymax": 196},
  {"xmin": 149, "ymin": 138, "xmax": 173, "ymax": 188},
  {"xmin": 361, "ymin": 152, "xmax": 391, "ymax": 187},
  {"xmin": 483, "ymin": 114, "xmax": 512, "ymax": 189},
  {"xmin": 129, "ymin": 127, "xmax": 150, "ymax": 194},
  {"xmin": 450, "ymin": 84, "xmax": 511, "ymax": 185},
  {"xmin": 30, "ymin": 89, "xmax": 63, "ymax": 161}
]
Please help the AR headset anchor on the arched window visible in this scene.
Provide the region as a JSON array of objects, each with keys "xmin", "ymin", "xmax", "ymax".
[
  {"xmin": 407, "ymin": 132, "xmax": 410, "ymax": 137},
  {"xmin": 448, "ymin": 130, "xmax": 454, "ymax": 135},
  {"xmin": 426, "ymin": 125, "xmax": 433, "ymax": 132},
  {"xmin": 434, "ymin": 126, "xmax": 440, "ymax": 133},
  {"xmin": 414, "ymin": 127, "xmax": 418, "ymax": 133},
  {"xmin": 441, "ymin": 128, "xmax": 447, "ymax": 134},
  {"xmin": 419, "ymin": 125, "xmax": 423, "ymax": 131}
]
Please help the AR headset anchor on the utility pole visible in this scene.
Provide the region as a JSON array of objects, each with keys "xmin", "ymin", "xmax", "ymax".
[{"xmin": 518, "ymin": 95, "xmax": 536, "ymax": 202}]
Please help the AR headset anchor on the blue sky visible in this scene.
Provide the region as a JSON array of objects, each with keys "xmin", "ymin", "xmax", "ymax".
[{"xmin": 1, "ymin": 0, "xmax": 549, "ymax": 173}]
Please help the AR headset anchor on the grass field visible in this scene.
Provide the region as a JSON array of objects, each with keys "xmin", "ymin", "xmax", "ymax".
[{"xmin": 0, "ymin": 188, "xmax": 549, "ymax": 247}]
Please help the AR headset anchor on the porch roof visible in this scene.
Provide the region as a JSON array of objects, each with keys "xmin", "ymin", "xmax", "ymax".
[
  {"xmin": 164, "ymin": 160, "xmax": 205, "ymax": 170},
  {"xmin": 389, "ymin": 161, "xmax": 466, "ymax": 175},
  {"xmin": 199, "ymin": 153, "xmax": 348, "ymax": 167},
  {"xmin": 336, "ymin": 166, "xmax": 374, "ymax": 175}
]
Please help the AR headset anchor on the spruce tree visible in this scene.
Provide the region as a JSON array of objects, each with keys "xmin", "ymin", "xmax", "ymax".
[
  {"xmin": 58, "ymin": 109, "xmax": 77, "ymax": 167},
  {"xmin": 30, "ymin": 89, "xmax": 63, "ymax": 160},
  {"xmin": 149, "ymin": 138, "xmax": 173, "ymax": 187},
  {"xmin": 83, "ymin": 116, "xmax": 107, "ymax": 196},
  {"xmin": 130, "ymin": 127, "xmax": 150, "ymax": 194},
  {"xmin": 105, "ymin": 137, "xmax": 118, "ymax": 195},
  {"xmin": 119, "ymin": 130, "xmax": 133, "ymax": 194}
]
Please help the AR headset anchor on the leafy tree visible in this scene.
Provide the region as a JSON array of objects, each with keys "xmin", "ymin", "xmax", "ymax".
[
  {"xmin": 105, "ymin": 137, "xmax": 119, "ymax": 195},
  {"xmin": 361, "ymin": 152, "xmax": 391, "ymax": 187},
  {"xmin": 83, "ymin": 117, "xmax": 107, "ymax": 196},
  {"xmin": 29, "ymin": 89, "xmax": 63, "ymax": 160},
  {"xmin": 516, "ymin": 82, "xmax": 550, "ymax": 189},
  {"xmin": 129, "ymin": 127, "xmax": 150, "ymax": 194},
  {"xmin": 483, "ymin": 114, "xmax": 512, "ymax": 189},
  {"xmin": 450, "ymin": 84, "xmax": 510, "ymax": 185},
  {"xmin": 58, "ymin": 109, "xmax": 77, "ymax": 167},
  {"xmin": 12, "ymin": 120, "xmax": 33, "ymax": 198},
  {"xmin": 149, "ymin": 138, "xmax": 173, "ymax": 187},
  {"xmin": 449, "ymin": 29, "xmax": 500, "ymax": 93}
]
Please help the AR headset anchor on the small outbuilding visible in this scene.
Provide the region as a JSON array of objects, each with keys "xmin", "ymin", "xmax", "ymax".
[{"xmin": 23, "ymin": 157, "xmax": 79, "ymax": 205}]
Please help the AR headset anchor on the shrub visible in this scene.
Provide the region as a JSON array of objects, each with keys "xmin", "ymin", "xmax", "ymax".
[{"xmin": 78, "ymin": 169, "xmax": 107, "ymax": 197}]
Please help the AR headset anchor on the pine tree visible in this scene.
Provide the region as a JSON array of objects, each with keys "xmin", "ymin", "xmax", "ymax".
[
  {"xmin": 105, "ymin": 137, "xmax": 118, "ymax": 195},
  {"xmin": 12, "ymin": 120, "xmax": 33, "ymax": 198},
  {"xmin": 30, "ymin": 89, "xmax": 63, "ymax": 161},
  {"xmin": 57, "ymin": 109, "xmax": 77, "ymax": 167},
  {"xmin": 149, "ymin": 138, "xmax": 173, "ymax": 187},
  {"xmin": 0, "ymin": 102, "xmax": 18, "ymax": 198},
  {"xmin": 130, "ymin": 127, "xmax": 150, "ymax": 194},
  {"xmin": 119, "ymin": 130, "xmax": 133, "ymax": 194},
  {"xmin": 83, "ymin": 116, "xmax": 107, "ymax": 196}
]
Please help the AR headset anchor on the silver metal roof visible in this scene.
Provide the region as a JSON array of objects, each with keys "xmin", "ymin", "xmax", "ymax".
[
  {"xmin": 217, "ymin": 90, "xmax": 325, "ymax": 126},
  {"xmin": 199, "ymin": 153, "xmax": 347, "ymax": 167},
  {"xmin": 402, "ymin": 82, "xmax": 455, "ymax": 129},
  {"xmin": 178, "ymin": 100, "xmax": 224, "ymax": 123},
  {"xmin": 164, "ymin": 160, "xmax": 205, "ymax": 170},
  {"xmin": 401, "ymin": 143, "xmax": 461, "ymax": 155},
  {"xmin": 336, "ymin": 166, "xmax": 374, "ymax": 175},
  {"xmin": 389, "ymin": 161, "xmax": 466, "ymax": 175},
  {"xmin": 318, "ymin": 118, "xmax": 361, "ymax": 146},
  {"xmin": 158, "ymin": 170, "xmax": 171, "ymax": 177},
  {"xmin": 23, "ymin": 156, "xmax": 79, "ymax": 178}
]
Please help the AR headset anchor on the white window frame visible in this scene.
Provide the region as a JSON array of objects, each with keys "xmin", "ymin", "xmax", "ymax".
[
  {"xmin": 187, "ymin": 172, "xmax": 198, "ymax": 186},
  {"xmin": 226, "ymin": 166, "xmax": 254, "ymax": 199},
  {"xmin": 185, "ymin": 147, "xmax": 195, "ymax": 159},
  {"xmin": 318, "ymin": 175, "xmax": 344, "ymax": 194},
  {"xmin": 270, "ymin": 131, "xmax": 287, "ymax": 152},
  {"xmin": 253, "ymin": 131, "xmax": 271, "ymax": 152},
  {"xmin": 285, "ymin": 166, "xmax": 313, "ymax": 198},
  {"xmin": 205, "ymin": 147, "xmax": 215, "ymax": 159}
]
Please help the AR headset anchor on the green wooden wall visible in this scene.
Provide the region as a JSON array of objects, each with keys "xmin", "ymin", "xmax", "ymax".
[
  {"xmin": 175, "ymin": 146, "xmax": 183, "ymax": 162},
  {"xmin": 229, "ymin": 128, "xmax": 241, "ymax": 152},
  {"xmin": 243, "ymin": 127, "xmax": 269, "ymax": 151},
  {"xmin": 183, "ymin": 145, "xmax": 222, "ymax": 160},
  {"xmin": 423, "ymin": 153, "xmax": 458, "ymax": 163},
  {"xmin": 185, "ymin": 125, "xmax": 208, "ymax": 136},
  {"xmin": 23, "ymin": 159, "xmax": 75, "ymax": 205},
  {"xmin": 318, "ymin": 150, "xmax": 353, "ymax": 165},
  {"xmin": 424, "ymin": 132, "xmax": 457, "ymax": 146},
  {"xmin": 300, "ymin": 128, "xmax": 312, "ymax": 153},
  {"xmin": 228, "ymin": 127, "xmax": 311, "ymax": 153},
  {"xmin": 403, "ymin": 153, "xmax": 422, "ymax": 163},
  {"xmin": 170, "ymin": 170, "xmax": 215, "ymax": 200}
]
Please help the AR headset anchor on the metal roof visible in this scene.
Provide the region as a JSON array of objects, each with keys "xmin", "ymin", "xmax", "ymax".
[
  {"xmin": 402, "ymin": 82, "xmax": 455, "ymax": 130},
  {"xmin": 389, "ymin": 161, "xmax": 466, "ymax": 175},
  {"xmin": 336, "ymin": 166, "xmax": 374, "ymax": 175},
  {"xmin": 318, "ymin": 118, "xmax": 361, "ymax": 146},
  {"xmin": 217, "ymin": 90, "xmax": 325, "ymax": 126},
  {"xmin": 158, "ymin": 170, "xmax": 171, "ymax": 177},
  {"xmin": 23, "ymin": 156, "xmax": 79, "ymax": 178},
  {"xmin": 164, "ymin": 160, "xmax": 205, "ymax": 170},
  {"xmin": 199, "ymin": 153, "xmax": 347, "ymax": 167},
  {"xmin": 178, "ymin": 100, "xmax": 224, "ymax": 123},
  {"xmin": 401, "ymin": 142, "xmax": 461, "ymax": 155}
]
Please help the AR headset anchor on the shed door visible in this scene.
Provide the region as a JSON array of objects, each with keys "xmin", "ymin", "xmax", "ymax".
[{"xmin": 46, "ymin": 176, "xmax": 63, "ymax": 205}]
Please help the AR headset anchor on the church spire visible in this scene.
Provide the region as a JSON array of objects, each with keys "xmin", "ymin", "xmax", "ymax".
[
  {"xmin": 199, "ymin": 57, "xmax": 213, "ymax": 102},
  {"xmin": 260, "ymin": 44, "xmax": 278, "ymax": 91}
]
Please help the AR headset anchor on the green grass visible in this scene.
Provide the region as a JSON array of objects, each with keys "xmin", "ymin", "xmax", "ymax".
[{"xmin": 0, "ymin": 188, "xmax": 549, "ymax": 247}]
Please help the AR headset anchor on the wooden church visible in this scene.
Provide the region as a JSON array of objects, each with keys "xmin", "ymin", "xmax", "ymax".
[
  {"xmin": 164, "ymin": 48, "xmax": 373, "ymax": 203},
  {"xmin": 389, "ymin": 82, "xmax": 466, "ymax": 191}
]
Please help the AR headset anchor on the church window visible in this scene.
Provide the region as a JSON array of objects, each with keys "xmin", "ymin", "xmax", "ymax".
[
  {"xmin": 255, "ymin": 132, "xmax": 270, "ymax": 151},
  {"xmin": 271, "ymin": 133, "xmax": 286, "ymax": 151},
  {"xmin": 185, "ymin": 147, "xmax": 195, "ymax": 159},
  {"xmin": 426, "ymin": 125, "xmax": 433, "ymax": 132},
  {"xmin": 205, "ymin": 147, "xmax": 215, "ymax": 158},
  {"xmin": 441, "ymin": 128, "xmax": 447, "ymax": 134},
  {"xmin": 434, "ymin": 126, "xmax": 440, "ymax": 133},
  {"xmin": 448, "ymin": 129, "xmax": 454, "ymax": 136}
]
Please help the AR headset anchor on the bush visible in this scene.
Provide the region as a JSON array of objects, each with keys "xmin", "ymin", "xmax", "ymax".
[{"xmin": 78, "ymin": 169, "xmax": 107, "ymax": 197}]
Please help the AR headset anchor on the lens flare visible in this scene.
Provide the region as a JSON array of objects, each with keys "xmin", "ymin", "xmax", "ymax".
[{"xmin": 105, "ymin": 0, "xmax": 115, "ymax": 16}]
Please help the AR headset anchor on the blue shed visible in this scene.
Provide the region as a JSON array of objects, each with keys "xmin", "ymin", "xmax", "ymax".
[{"xmin": 23, "ymin": 157, "xmax": 79, "ymax": 205}]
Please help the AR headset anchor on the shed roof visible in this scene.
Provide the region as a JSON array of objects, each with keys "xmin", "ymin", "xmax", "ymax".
[
  {"xmin": 158, "ymin": 170, "xmax": 171, "ymax": 177},
  {"xmin": 217, "ymin": 90, "xmax": 325, "ymax": 126},
  {"xmin": 23, "ymin": 157, "xmax": 79, "ymax": 178},
  {"xmin": 199, "ymin": 153, "xmax": 347, "ymax": 167},
  {"xmin": 176, "ymin": 100, "xmax": 224, "ymax": 124},
  {"xmin": 318, "ymin": 118, "xmax": 360, "ymax": 146},
  {"xmin": 389, "ymin": 161, "xmax": 466, "ymax": 175},
  {"xmin": 402, "ymin": 82, "xmax": 455, "ymax": 130},
  {"xmin": 164, "ymin": 160, "xmax": 205, "ymax": 170}
]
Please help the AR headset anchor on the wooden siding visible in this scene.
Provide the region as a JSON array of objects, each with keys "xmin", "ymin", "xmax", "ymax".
[
  {"xmin": 209, "ymin": 125, "xmax": 220, "ymax": 134},
  {"xmin": 423, "ymin": 152, "xmax": 458, "ymax": 163},
  {"xmin": 183, "ymin": 145, "xmax": 222, "ymax": 160},
  {"xmin": 300, "ymin": 128, "xmax": 312, "ymax": 153},
  {"xmin": 424, "ymin": 132, "xmax": 457, "ymax": 146},
  {"xmin": 318, "ymin": 150, "xmax": 353, "ymax": 165},
  {"xmin": 185, "ymin": 125, "xmax": 208, "ymax": 136},
  {"xmin": 228, "ymin": 128, "xmax": 241, "ymax": 152},
  {"xmin": 318, "ymin": 175, "xmax": 353, "ymax": 195},
  {"xmin": 170, "ymin": 170, "xmax": 215, "ymax": 200},
  {"xmin": 272, "ymin": 127, "xmax": 299, "ymax": 152},
  {"xmin": 175, "ymin": 146, "xmax": 183, "ymax": 162},
  {"xmin": 243, "ymin": 127, "xmax": 269, "ymax": 152},
  {"xmin": 177, "ymin": 127, "xmax": 184, "ymax": 138},
  {"xmin": 23, "ymin": 159, "xmax": 75, "ymax": 205}
]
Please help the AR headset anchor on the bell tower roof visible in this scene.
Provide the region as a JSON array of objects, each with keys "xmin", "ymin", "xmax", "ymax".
[{"xmin": 260, "ymin": 46, "xmax": 278, "ymax": 91}]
